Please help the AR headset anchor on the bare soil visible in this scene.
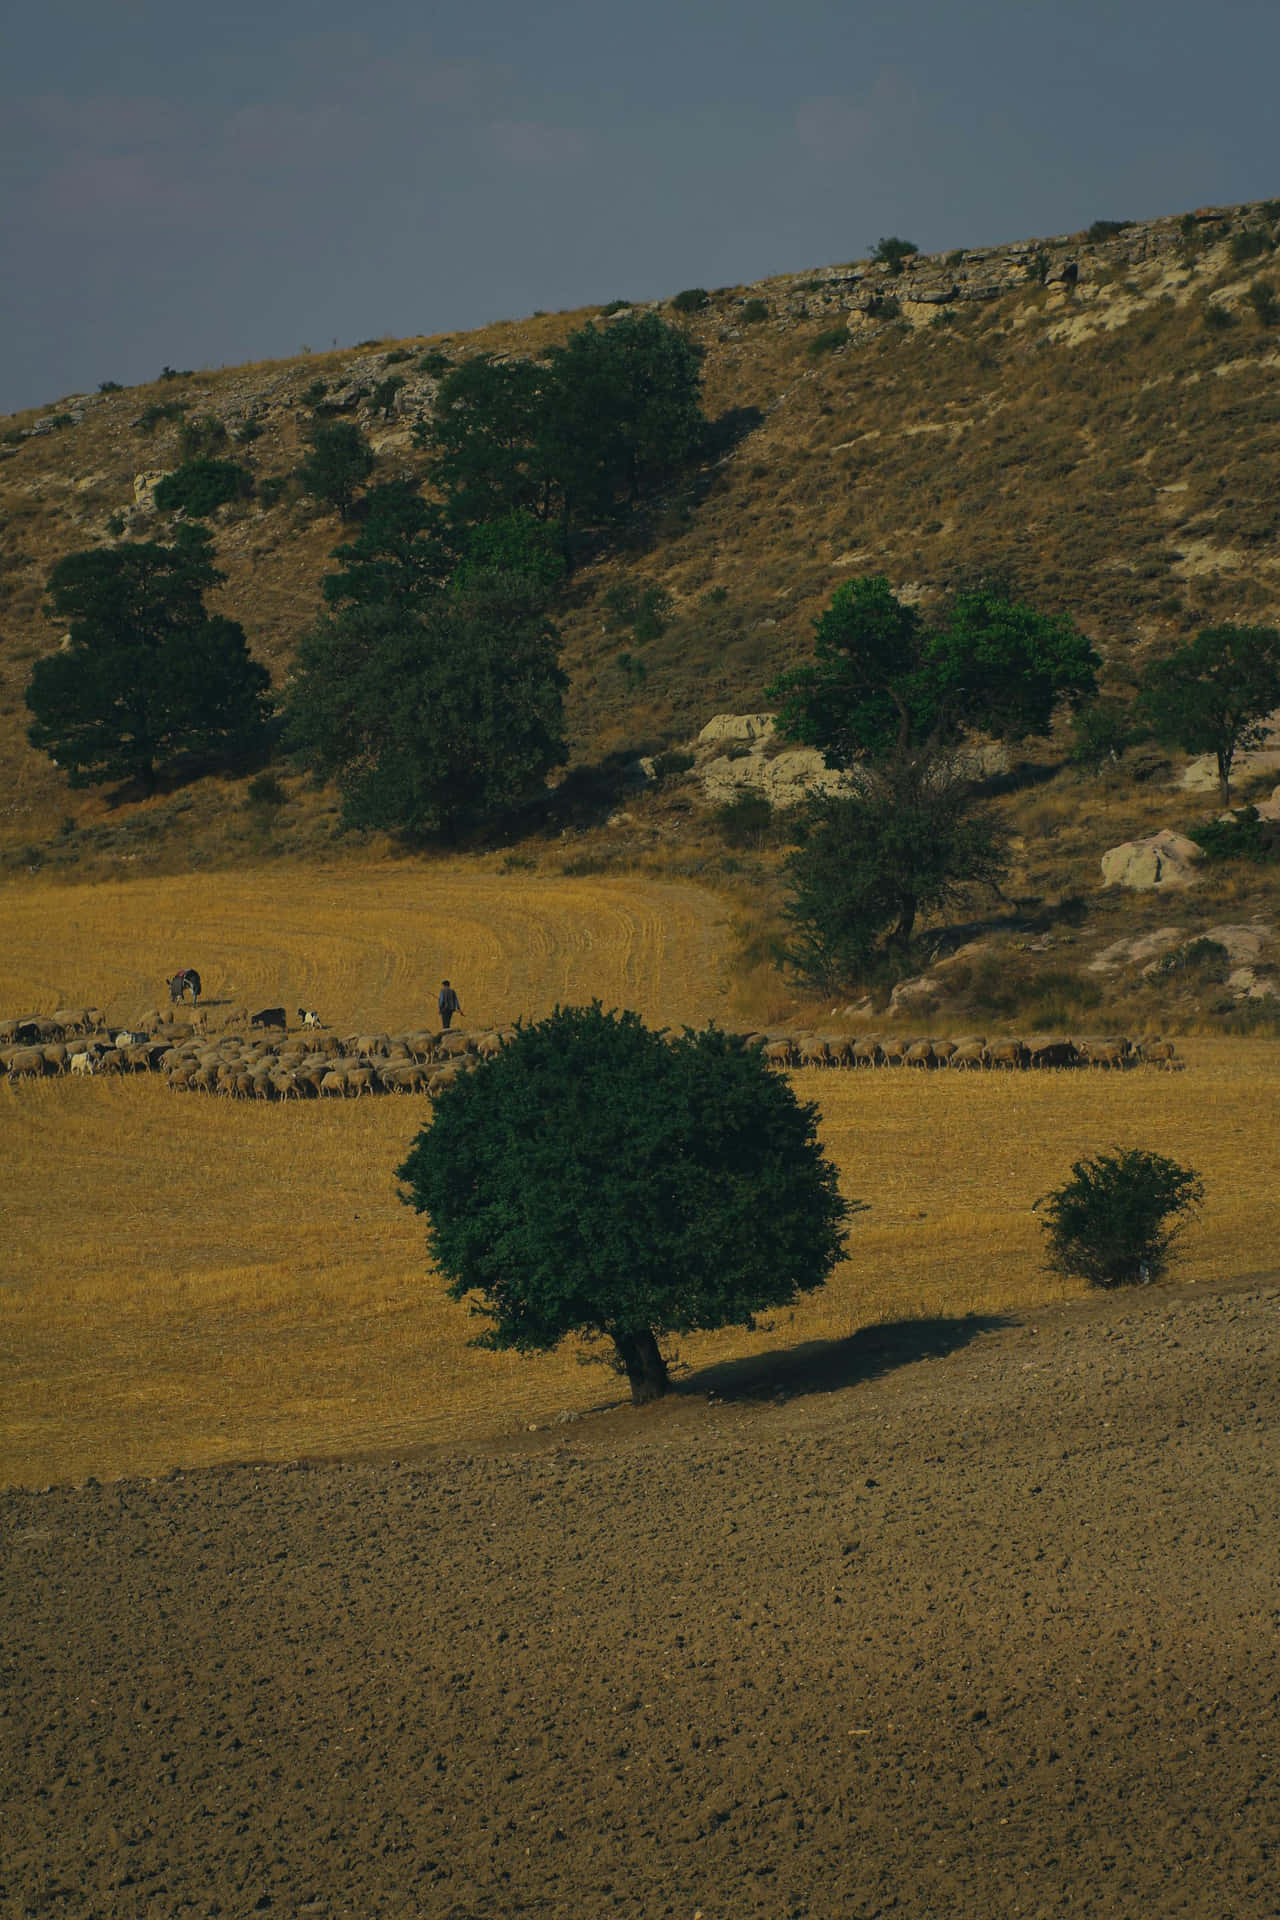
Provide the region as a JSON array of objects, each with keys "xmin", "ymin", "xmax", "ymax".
[{"xmin": 4, "ymin": 1277, "xmax": 1278, "ymax": 1919}]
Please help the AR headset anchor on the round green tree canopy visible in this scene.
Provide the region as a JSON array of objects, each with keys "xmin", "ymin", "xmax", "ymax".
[{"xmin": 397, "ymin": 1004, "xmax": 854, "ymax": 1402}]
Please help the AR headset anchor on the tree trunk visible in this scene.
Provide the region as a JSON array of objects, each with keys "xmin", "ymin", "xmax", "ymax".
[
  {"xmin": 611, "ymin": 1327, "xmax": 670, "ymax": 1404},
  {"xmin": 1217, "ymin": 748, "xmax": 1232, "ymax": 810}
]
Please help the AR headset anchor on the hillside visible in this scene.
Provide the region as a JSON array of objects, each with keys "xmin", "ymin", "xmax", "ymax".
[{"xmin": 3, "ymin": 197, "xmax": 1279, "ymax": 1027}]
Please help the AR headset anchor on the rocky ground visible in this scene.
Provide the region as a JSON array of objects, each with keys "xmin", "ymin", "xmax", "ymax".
[{"xmin": 4, "ymin": 1277, "xmax": 1278, "ymax": 1919}]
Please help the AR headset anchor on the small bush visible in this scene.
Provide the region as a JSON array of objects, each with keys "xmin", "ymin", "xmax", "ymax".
[
  {"xmin": 1150, "ymin": 938, "xmax": 1232, "ymax": 984},
  {"xmin": 870, "ymin": 237, "xmax": 919, "ymax": 274},
  {"xmin": 417, "ymin": 350, "xmax": 453, "ymax": 375},
  {"xmin": 246, "ymin": 772, "xmax": 286, "ymax": 808},
  {"xmin": 741, "ymin": 298, "xmax": 769, "ymax": 324},
  {"xmin": 105, "ymin": 513, "xmax": 125, "ymax": 537},
  {"xmin": 371, "ymin": 375, "xmax": 406, "ymax": 417},
  {"xmin": 152, "ymin": 459, "xmax": 253, "ymax": 517},
  {"xmin": 1202, "ymin": 302, "xmax": 1236, "ymax": 332},
  {"xmin": 1187, "ymin": 806, "xmax": 1280, "ymax": 864},
  {"xmin": 233, "ymin": 417, "xmax": 264, "ymax": 444},
  {"xmin": 257, "ymin": 474, "xmax": 290, "ymax": 510},
  {"xmin": 382, "ymin": 347, "xmax": 414, "ymax": 364},
  {"xmin": 600, "ymin": 299, "xmax": 633, "ymax": 316},
  {"xmin": 715, "ymin": 788, "xmax": 773, "ymax": 848},
  {"xmin": 650, "ymin": 749, "xmax": 695, "ymax": 784},
  {"xmin": 807, "ymin": 326, "xmax": 849, "ymax": 357},
  {"xmin": 1086, "ymin": 219, "xmax": 1132, "ymax": 243},
  {"xmin": 178, "ymin": 414, "xmax": 229, "ymax": 461},
  {"xmin": 1246, "ymin": 279, "xmax": 1280, "ymax": 327},
  {"xmin": 670, "ymin": 288, "xmax": 710, "ymax": 313},
  {"xmin": 603, "ymin": 582, "xmax": 672, "ymax": 643},
  {"xmin": 1230, "ymin": 228, "xmax": 1271, "ymax": 265},
  {"xmin": 1036, "ymin": 1148, "xmax": 1203, "ymax": 1289},
  {"xmin": 158, "ymin": 365, "xmax": 193, "ymax": 381},
  {"xmin": 98, "ymin": 380, "xmax": 124, "ymax": 394},
  {"xmin": 616, "ymin": 651, "xmax": 647, "ymax": 689},
  {"xmin": 302, "ymin": 379, "xmax": 329, "ymax": 408},
  {"xmin": 137, "ymin": 400, "xmax": 187, "ymax": 432}
]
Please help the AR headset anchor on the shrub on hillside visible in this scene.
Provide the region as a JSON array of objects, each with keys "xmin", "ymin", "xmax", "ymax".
[
  {"xmin": 1187, "ymin": 806, "xmax": 1280, "ymax": 865},
  {"xmin": 1246, "ymin": 279, "xmax": 1279, "ymax": 327},
  {"xmin": 1036, "ymin": 1148, "xmax": 1203, "ymax": 1289},
  {"xmin": 1230, "ymin": 228, "xmax": 1272, "ymax": 266},
  {"xmin": 178, "ymin": 414, "xmax": 229, "ymax": 461},
  {"xmin": 670, "ymin": 288, "xmax": 710, "ymax": 313},
  {"xmin": 715, "ymin": 788, "xmax": 774, "ymax": 848},
  {"xmin": 870, "ymin": 237, "xmax": 919, "ymax": 274},
  {"xmin": 153, "ymin": 459, "xmax": 253, "ymax": 518},
  {"xmin": 1086, "ymin": 219, "xmax": 1132, "ymax": 243},
  {"xmin": 741, "ymin": 298, "xmax": 769, "ymax": 324}
]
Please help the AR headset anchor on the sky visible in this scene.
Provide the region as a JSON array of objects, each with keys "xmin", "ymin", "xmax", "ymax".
[{"xmin": 3, "ymin": 0, "xmax": 1278, "ymax": 414}]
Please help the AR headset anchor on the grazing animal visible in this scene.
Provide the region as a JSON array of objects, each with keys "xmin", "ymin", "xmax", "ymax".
[
  {"xmin": 250, "ymin": 1006, "xmax": 287, "ymax": 1031},
  {"xmin": 298, "ymin": 1008, "xmax": 322, "ymax": 1029},
  {"xmin": 168, "ymin": 968, "xmax": 201, "ymax": 1005}
]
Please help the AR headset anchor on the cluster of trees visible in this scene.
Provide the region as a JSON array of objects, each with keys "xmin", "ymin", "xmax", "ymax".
[
  {"xmin": 770, "ymin": 576, "xmax": 1099, "ymax": 986},
  {"xmin": 25, "ymin": 312, "xmax": 710, "ymax": 829},
  {"xmin": 771, "ymin": 573, "xmax": 1280, "ymax": 990}
]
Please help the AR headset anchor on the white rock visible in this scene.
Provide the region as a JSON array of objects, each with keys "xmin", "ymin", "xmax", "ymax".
[
  {"xmin": 697, "ymin": 713, "xmax": 776, "ymax": 747},
  {"xmin": 1100, "ymin": 830, "xmax": 1204, "ymax": 890}
]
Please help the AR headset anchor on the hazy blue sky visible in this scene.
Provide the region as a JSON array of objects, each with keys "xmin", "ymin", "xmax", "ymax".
[{"xmin": 3, "ymin": 0, "xmax": 1277, "ymax": 413}]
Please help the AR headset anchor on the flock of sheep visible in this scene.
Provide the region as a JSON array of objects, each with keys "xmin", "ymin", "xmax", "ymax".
[{"xmin": 1, "ymin": 1005, "xmax": 1179, "ymax": 1095}]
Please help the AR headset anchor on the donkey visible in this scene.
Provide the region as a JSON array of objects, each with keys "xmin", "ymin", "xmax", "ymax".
[{"xmin": 168, "ymin": 968, "xmax": 202, "ymax": 1005}]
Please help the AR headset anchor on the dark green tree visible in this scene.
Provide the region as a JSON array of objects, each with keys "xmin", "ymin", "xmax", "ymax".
[
  {"xmin": 929, "ymin": 586, "xmax": 1100, "ymax": 742},
  {"xmin": 285, "ymin": 572, "xmax": 567, "ymax": 837},
  {"xmin": 783, "ymin": 758, "xmax": 1008, "ymax": 986},
  {"xmin": 768, "ymin": 576, "xmax": 932, "ymax": 763},
  {"xmin": 26, "ymin": 528, "xmax": 271, "ymax": 793},
  {"xmin": 396, "ymin": 1004, "xmax": 853, "ymax": 1403},
  {"xmin": 870, "ymin": 237, "xmax": 919, "ymax": 274},
  {"xmin": 452, "ymin": 509, "xmax": 567, "ymax": 601},
  {"xmin": 321, "ymin": 479, "xmax": 452, "ymax": 612},
  {"xmin": 423, "ymin": 314, "xmax": 707, "ymax": 552},
  {"xmin": 540, "ymin": 312, "xmax": 706, "ymax": 529},
  {"xmin": 1137, "ymin": 622, "xmax": 1280, "ymax": 806},
  {"xmin": 768, "ymin": 576, "xmax": 1099, "ymax": 768},
  {"xmin": 152, "ymin": 457, "xmax": 253, "ymax": 518},
  {"xmin": 297, "ymin": 421, "xmax": 375, "ymax": 519},
  {"xmin": 423, "ymin": 356, "xmax": 549, "ymax": 529}
]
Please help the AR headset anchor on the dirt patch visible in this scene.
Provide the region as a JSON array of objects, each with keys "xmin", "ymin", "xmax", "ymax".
[{"xmin": 4, "ymin": 1278, "xmax": 1278, "ymax": 1918}]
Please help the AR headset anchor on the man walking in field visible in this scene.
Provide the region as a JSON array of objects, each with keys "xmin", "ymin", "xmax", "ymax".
[{"xmin": 438, "ymin": 980, "xmax": 462, "ymax": 1031}]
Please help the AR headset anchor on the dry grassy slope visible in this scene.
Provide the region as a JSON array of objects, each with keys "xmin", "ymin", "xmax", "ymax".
[{"xmin": 1, "ymin": 198, "xmax": 1279, "ymax": 1021}]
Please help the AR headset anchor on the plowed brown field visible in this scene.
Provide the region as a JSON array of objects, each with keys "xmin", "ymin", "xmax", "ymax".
[{"xmin": 3, "ymin": 865, "xmax": 1279, "ymax": 1918}]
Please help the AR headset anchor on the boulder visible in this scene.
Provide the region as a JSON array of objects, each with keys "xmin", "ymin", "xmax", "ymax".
[
  {"xmin": 1100, "ymin": 830, "xmax": 1203, "ymax": 890},
  {"xmin": 696, "ymin": 714, "xmax": 776, "ymax": 748}
]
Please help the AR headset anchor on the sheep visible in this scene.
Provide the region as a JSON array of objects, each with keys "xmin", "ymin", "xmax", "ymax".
[
  {"xmin": 250, "ymin": 1007, "xmax": 287, "ymax": 1031},
  {"xmin": 762, "ymin": 1040, "xmax": 795, "ymax": 1068},
  {"xmin": 69, "ymin": 1050, "xmax": 96, "ymax": 1076}
]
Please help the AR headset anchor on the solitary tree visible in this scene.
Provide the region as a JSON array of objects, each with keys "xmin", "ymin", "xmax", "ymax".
[
  {"xmin": 783, "ymin": 758, "xmax": 1008, "ymax": 986},
  {"xmin": 397, "ymin": 1005, "xmax": 853, "ymax": 1403},
  {"xmin": 285, "ymin": 571, "xmax": 567, "ymax": 837},
  {"xmin": 26, "ymin": 527, "xmax": 271, "ymax": 792},
  {"xmin": 297, "ymin": 421, "xmax": 375, "ymax": 520},
  {"xmin": 1137, "ymin": 622, "xmax": 1280, "ymax": 806}
]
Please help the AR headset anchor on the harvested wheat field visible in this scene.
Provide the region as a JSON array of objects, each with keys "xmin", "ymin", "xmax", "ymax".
[{"xmin": 4, "ymin": 865, "xmax": 1280, "ymax": 1917}]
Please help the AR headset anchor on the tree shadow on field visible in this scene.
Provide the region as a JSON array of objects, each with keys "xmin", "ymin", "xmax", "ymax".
[{"xmin": 681, "ymin": 1313, "xmax": 1011, "ymax": 1405}]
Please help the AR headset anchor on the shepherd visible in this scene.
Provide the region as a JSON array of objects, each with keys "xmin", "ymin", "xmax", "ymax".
[
  {"xmin": 168, "ymin": 967, "xmax": 202, "ymax": 1005},
  {"xmin": 438, "ymin": 979, "xmax": 462, "ymax": 1031}
]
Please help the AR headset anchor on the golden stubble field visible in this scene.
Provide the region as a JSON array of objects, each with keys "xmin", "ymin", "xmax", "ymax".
[{"xmin": 4, "ymin": 863, "xmax": 1279, "ymax": 1489}]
